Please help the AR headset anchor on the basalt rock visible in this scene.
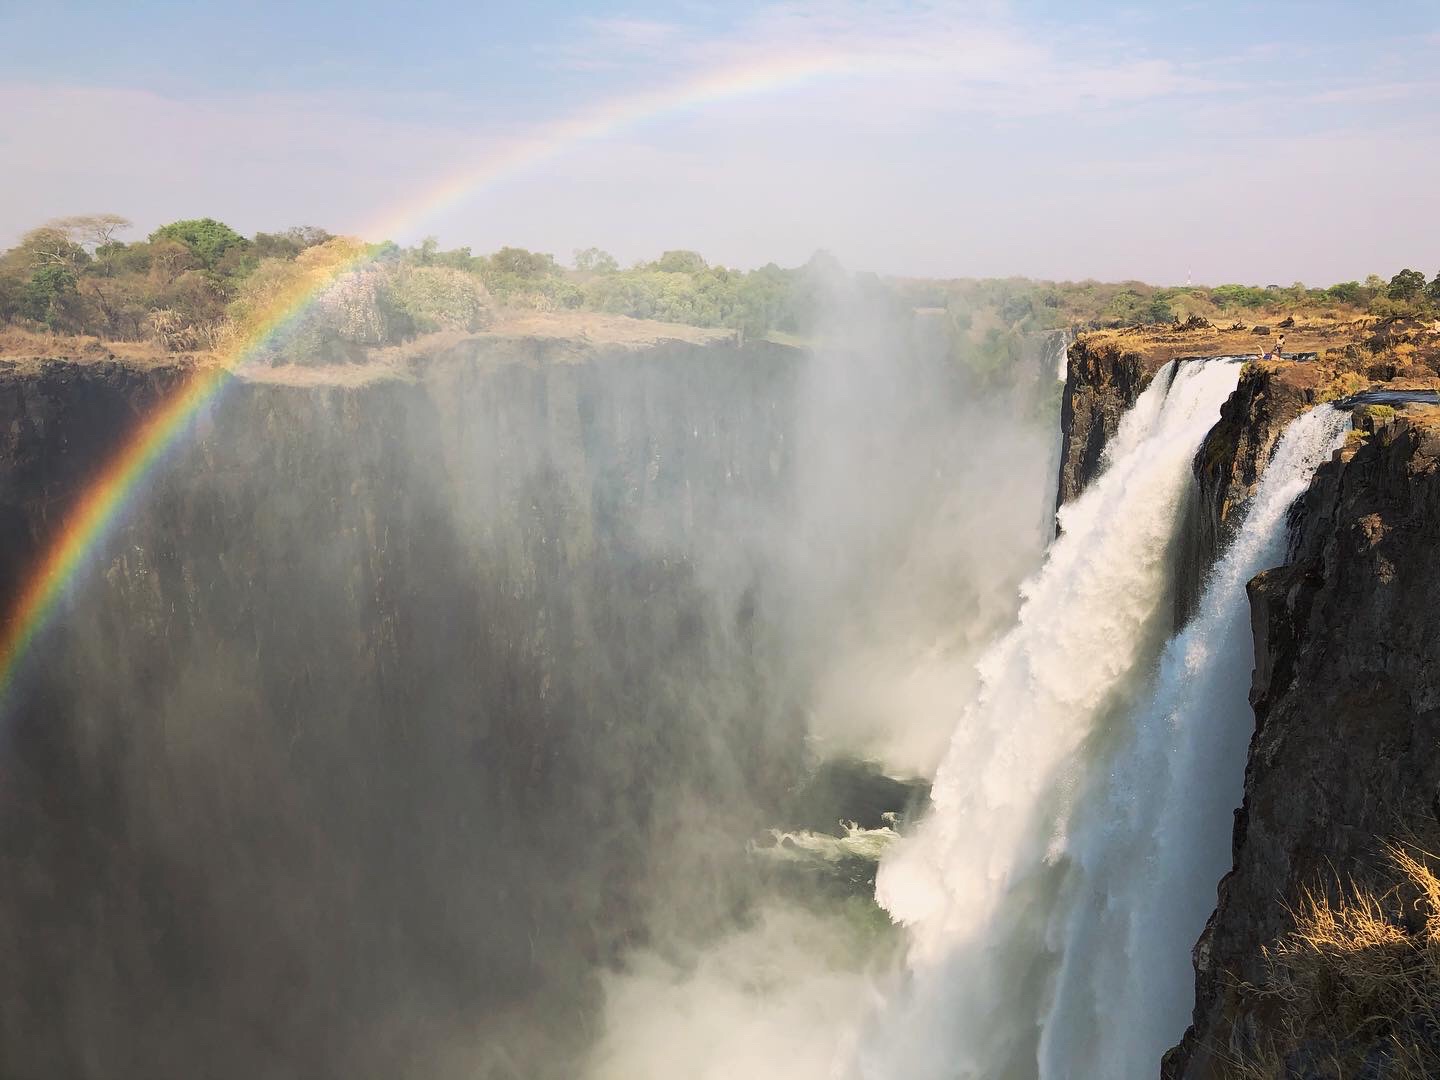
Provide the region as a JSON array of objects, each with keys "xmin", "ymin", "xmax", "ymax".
[
  {"xmin": 1173, "ymin": 361, "xmax": 1325, "ymax": 628},
  {"xmin": 1055, "ymin": 337, "xmax": 1170, "ymax": 512},
  {"xmin": 1165, "ymin": 406, "xmax": 1440, "ymax": 1078}
]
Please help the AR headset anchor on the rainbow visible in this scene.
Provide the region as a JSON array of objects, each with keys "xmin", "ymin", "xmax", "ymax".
[{"xmin": 0, "ymin": 49, "xmax": 855, "ymax": 703}]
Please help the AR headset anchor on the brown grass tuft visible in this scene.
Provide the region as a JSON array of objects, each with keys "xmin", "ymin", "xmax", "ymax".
[{"xmin": 1229, "ymin": 843, "xmax": 1440, "ymax": 1078}]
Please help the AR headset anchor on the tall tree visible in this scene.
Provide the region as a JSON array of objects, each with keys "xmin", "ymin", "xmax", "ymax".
[
  {"xmin": 1386, "ymin": 268, "xmax": 1426, "ymax": 301},
  {"xmin": 574, "ymin": 247, "xmax": 619, "ymax": 274},
  {"xmin": 50, "ymin": 214, "xmax": 132, "ymax": 251},
  {"xmin": 20, "ymin": 226, "xmax": 87, "ymax": 270},
  {"xmin": 149, "ymin": 218, "xmax": 249, "ymax": 270}
]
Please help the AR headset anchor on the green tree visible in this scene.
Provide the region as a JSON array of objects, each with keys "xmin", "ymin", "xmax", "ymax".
[
  {"xmin": 0, "ymin": 275, "xmax": 22, "ymax": 323},
  {"xmin": 487, "ymin": 247, "xmax": 557, "ymax": 277},
  {"xmin": 389, "ymin": 265, "xmax": 492, "ymax": 332},
  {"xmin": 574, "ymin": 247, "xmax": 619, "ymax": 274},
  {"xmin": 1387, "ymin": 268, "xmax": 1427, "ymax": 301},
  {"xmin": 1210, "ymin": 284, "xmax": 1269, "ymax": 309},
  {"xmin": 148, "ymin": 218, "xmax": 249, "ymax": 270},
  {"xmin": 1427, "ymin": 273, "xmax": 1440, "ymax": 306},
  {"xmin": 252, "ymin": 226, "xmax": 333, "ymax": 260},
  {"xmin": 1143, "ymin": 295, "xmax": 1175, "ymax": 324},
  {"xmin": 24, "ymin": 264, "xmax": 77, "ymax": 327},
  {"xmin": 1106, "ymin": 289, "xmax": 1146, "ymax": 323},
  {"xmin": 649, "ymin": 250, "xmax": 707, "ymax": 274},
  {"xmin": 1325, "ymin": 281, "xmax": 1366, "ymax": 305}
]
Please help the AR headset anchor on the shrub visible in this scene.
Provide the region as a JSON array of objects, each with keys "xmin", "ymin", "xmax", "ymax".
[{"xmin": 388, "ymin": 265, "xmax": 492, "ymax": 333}]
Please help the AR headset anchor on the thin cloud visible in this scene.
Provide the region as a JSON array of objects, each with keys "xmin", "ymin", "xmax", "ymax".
[
  {"xmin": 1304, "ymin": 81, "xmax": 1438, "ymax": 105},
  {"xmin": 548, "ymin": 17, "xmax": 686, "ymax": 71},
  {"xmin": 548, "ymin": 0, "xmax": 1227, "ymax": 122}
]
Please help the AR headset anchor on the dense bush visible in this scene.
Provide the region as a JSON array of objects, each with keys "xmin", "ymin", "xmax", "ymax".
[
  {"xmin": 149, "ymin": 218, "xmax": 250, "ymax": 271},
  {"xmin": 388, "ymin": 264, "xmax": 492, "ymax": 333}
]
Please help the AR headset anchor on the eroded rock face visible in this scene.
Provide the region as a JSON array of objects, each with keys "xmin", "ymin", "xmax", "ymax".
[
  {"xmin": 1172, "ymin": 362, "xmax": 1326, "ymax": 627},
  {"xmin": 1165, "ymin": 407, "xmax": 1440, "ymax": 1078},
  {"xmin": 1055, "ymin": 337, "xmax": 1170, "ymax": 512}
]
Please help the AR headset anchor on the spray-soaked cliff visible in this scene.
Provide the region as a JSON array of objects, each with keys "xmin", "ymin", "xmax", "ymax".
[
  {"xmin": 0, "ymin": 316, "xmax": 1064, "ymax": 1080},
  {"xmin": 0, "ymin": 335, "xmax": 811, "ymax": 1079}
]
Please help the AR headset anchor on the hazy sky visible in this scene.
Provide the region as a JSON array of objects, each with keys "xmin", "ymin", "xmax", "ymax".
[{"xmin": 2, "ymin": 0, "xmax": 1437, "ymax": 284}]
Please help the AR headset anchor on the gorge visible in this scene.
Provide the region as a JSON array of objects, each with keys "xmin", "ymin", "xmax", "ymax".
[{"xmin": 1, "ymin": 310, "xmax": 1438, "ymax": 1079}]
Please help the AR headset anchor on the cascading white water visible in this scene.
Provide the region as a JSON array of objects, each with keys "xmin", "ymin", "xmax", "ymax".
[
  {"xmin": 1037, "ymin": 404, "xmax": 1350, "ymax": 1078},
  {"xmin": 863, "ymin": 358, "xmax": 1242, "ymax": 1080}
]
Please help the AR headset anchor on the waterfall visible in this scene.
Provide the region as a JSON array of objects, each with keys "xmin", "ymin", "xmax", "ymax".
[
  {"xmin": 864, "ymin": 358, "xmax": 1242, "ymax": 1079},
  {"xmin": 1038, "ymin": 404, "xmax": 1350, "ymax": 1078}
]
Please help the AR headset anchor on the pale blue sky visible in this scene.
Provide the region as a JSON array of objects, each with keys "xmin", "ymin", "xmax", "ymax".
[{"xmin": 2, "ymin": 0, "xmax": 1436, "ymax": 283}]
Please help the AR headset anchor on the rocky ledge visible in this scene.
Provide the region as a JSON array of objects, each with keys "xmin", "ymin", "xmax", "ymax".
[{"xmin": 1055, "ymin": 336, "xmax": 1171, "ymax": 510}]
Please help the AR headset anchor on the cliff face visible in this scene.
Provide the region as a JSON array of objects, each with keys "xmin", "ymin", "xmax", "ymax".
[
  {"xmin": 0, "ymin": 339, "xmax": 808, "ymax": 1079},
  {"xmin": 1172, "ymin": 362, "xmax": 1326, "ymax": 626},
  {"xmin": 1166, "ymin": 405, "xmax": 1440, "ymax": 1077},
  {"xmin": 1055, "ymin": 337, "xmax": 1170, "ymax": 510}
]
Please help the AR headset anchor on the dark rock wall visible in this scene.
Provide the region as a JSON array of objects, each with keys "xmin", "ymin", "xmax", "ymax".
[
  {"xmin": 1055, "ymin": 338, "xmax": 1169, "ymax": 512},
  {"xmin": 0, "ymin": 342, "xmax": 807, "ymax": 1080},
  {"xmin": 1165, "ymin": 408, "xmax": 1440, "ymax": 1077},
  {"xmin": 1172, "ymin": 362, "xmax": 1325, "ymax": 628}
]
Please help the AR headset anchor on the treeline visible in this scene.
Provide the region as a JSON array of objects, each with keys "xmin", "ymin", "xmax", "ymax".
[
  {"xmin": 0, "ymin": 215, "xmax": 870, "ymax": 353},
  {"xmin": 3, "ymin": 214, "xmax": 1437, "ymax": 364},
  {"xmin": 938, "ymin": 271, "xmax": 1440, "ymax": 333}
]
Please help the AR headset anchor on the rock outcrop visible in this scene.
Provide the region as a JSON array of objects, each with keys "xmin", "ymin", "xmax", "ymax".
[
  {"xmin": 1056, "ymin": 337, "xmax": 1171, "ymax": 510},
  {"xmin": 1165, "ymin": 404, "xmax": 1440, "ymax": 1077},
  {"xmin": 1172, "ymin": 361, "xmax": 1326, "ymax": 627}
]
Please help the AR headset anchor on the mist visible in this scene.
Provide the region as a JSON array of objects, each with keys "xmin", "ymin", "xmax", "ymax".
[
  {"xmin": 0, "ymin": 271, "xmax": 1061, "ymax": 1078},
  {"xmin": 578, "ymin": 281, "xmax": 1065, "ymax": 1075}
]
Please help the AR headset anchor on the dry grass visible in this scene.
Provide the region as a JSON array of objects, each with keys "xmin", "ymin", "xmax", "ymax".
[
  {"xmin": 1081, "ymin": 315, "xmax": 1440, "ymax": 407},
  {"xmin": 1078, "ymin": 315, "xmax": 1363, "ymax": 364},
  {"xmin": 0, "ymin": 326, "xmax": 202, "ymax": 368},
  {"xmin": 478, "ymin": 309, "xmax": 731, "ymax": 347},
  {"xmin": 1229, "ymin": 843, "xmax": 1440, "ymax": 1079},
  {"xmin": 0, "ymin": 311, "xmax": 734, "ymax": 376}
]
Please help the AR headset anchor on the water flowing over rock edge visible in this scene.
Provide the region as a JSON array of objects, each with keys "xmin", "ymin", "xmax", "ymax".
[
  {"xmin": 1060, "ymin": 340, "xmax": 1440, "ymax": 1077},
  {"xmin": 867, "ymin": 359, "xmax": 1243, "ymax": 1078}
]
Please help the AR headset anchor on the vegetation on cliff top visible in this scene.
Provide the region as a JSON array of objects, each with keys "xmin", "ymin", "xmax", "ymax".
[
  {"xmin": 1078, "ymin": 312, "xmax": 1440, "ymax": 402},
  {"xmin": 3, "ymin": 212, "xmax": 1439, "ymax": 375}
]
